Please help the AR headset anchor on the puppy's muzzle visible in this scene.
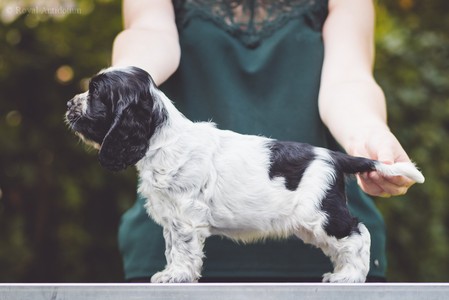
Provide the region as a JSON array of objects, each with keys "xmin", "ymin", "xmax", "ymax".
[{"xmin": 66, "ymin": 95, "xmax": 84, "ymax": 124}]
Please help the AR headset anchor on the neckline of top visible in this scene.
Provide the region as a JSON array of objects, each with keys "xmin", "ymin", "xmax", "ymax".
[{"xmin": 173, "ymin": 0, "xmax": 329, "ymax": 48}]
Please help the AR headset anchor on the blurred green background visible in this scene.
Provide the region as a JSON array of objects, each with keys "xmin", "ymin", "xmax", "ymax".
[{"xmin": 0, "ymin": 0, "xmax": 448, "ymax": 282}]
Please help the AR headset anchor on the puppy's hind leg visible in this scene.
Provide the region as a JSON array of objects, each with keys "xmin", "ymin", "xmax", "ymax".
[
  {"xmin": 294, "ymin": 177, "xmax": 371, "ymax": 283},
  {"xmin": 318, "ymin": 179, "xmax": 371, "ymax": 283},
  {"xmin": 320, "ymin": 223, "xmax": 371, "ymax": 283},
  {"xmin": 295, "ymin": 222, "xmax": 370, "ymax": 283},
  {"xmin": 151, "ymin": 219, "xmax": 210, "ymax": 283}
]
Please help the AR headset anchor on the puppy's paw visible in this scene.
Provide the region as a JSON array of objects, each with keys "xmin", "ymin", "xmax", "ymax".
[
  {"xmin": 322, "ymin": 270, "xmax": 366, "ymax": 283},
  {"xmin": 151, "ymin": 268, "xmax": 198, "ymax": 283}
]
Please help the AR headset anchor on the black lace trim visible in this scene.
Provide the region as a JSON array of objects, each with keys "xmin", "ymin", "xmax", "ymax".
[{"xmin": 173, "ymin": 0, "xmax": 328, "ymax": 48}]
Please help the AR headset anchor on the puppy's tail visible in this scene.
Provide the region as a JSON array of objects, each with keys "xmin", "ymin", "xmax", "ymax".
[{"xmin": 330, "ymin": 151, "xmax": 425, "ymax": 184}]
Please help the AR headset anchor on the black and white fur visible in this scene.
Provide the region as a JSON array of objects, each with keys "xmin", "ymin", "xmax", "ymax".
[{"xmin": 66, "ymin": 66, "xmax": 425, "ymax": 283}]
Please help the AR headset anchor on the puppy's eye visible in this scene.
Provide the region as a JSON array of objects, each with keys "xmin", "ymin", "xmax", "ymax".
[
  {"xmin": 88, "ymin": 81, "xmax": 101, "ymax": 98},
  {"xmin": 89, "ymin": 89, "xmax": 100, "ymax": 100},
  {"xmin": 87, "ymin": 90, "xmax": 108, "ymax": 118}
]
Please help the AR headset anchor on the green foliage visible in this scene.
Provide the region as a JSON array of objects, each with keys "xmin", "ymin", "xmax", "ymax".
[
  {"xmin": 374, "ymin": 0, "xmax": 449, "ymax": 282},
  {"xmin": 0, "ymin": 0, "xmax": 135, "ymax": 282},
  {"xmin": 0, "ymin": 0, "xmax": 447, "ymax": 282}
]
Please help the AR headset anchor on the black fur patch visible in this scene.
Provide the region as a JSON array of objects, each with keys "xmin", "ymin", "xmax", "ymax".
[
  {"xmin": 97, "ymin": 67, "xmax": 167, "ymax": 171},
  {"xmin": 71, "ymin": 67, "xmax": 167, "ymax": 171},
  {"xmin": 268, "ymin": 141, "xmax": 315, "ymax": 191},
  {"xmin": 329, "ymin": 151, "xmax": 376, "ymax": 174},
  {"xmin": 268, "ymin": 141, "xmax": 362, "ymax": 239},
  {"xmin": 320, "ymin": 173, "xmax": 360, "ymax": 239},
  {"xmin": 68, "ymin": 91, "xmax": 112, "ymax": 145}
]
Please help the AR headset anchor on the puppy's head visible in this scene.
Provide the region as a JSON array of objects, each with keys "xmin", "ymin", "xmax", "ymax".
[{"xmin": 65, "ymin": 67, "xmax": 166, "ymax": 171}]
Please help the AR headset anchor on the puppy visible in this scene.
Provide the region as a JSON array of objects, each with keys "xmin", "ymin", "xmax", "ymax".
[{"xmin": 66, "ymin": 66, "xmax": 424, "ymax": 283}]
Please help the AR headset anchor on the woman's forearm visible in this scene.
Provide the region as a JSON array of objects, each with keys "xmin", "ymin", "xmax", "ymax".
[
  {"xmin": 111, "ymin": 0, "xmax": 180, "ymax": 86},
  {"xmin": 112, "ymin": 28, "xmax": 180, "ymax": 85},
  {"xmin": 319, "ymin": 79, "xmax": 389, "ymax": 154},
  {"xmin": 319, "ymin": 0, "xmax": 389, "ymax": 155}
]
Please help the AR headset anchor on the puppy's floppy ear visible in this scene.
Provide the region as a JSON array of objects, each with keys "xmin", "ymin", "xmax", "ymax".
[
  {"xmin": 98, "ymin": 97, "xmax": 153, "ymax": 171},
  {"xmin": 94, "ymin": 67, "xmax": 167, "ymax": 171}
]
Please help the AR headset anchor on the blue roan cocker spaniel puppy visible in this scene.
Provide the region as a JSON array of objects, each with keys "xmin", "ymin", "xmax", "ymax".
[{"xmin": 66, "ymin": 66, "xmax": 424, "ymax": 283}]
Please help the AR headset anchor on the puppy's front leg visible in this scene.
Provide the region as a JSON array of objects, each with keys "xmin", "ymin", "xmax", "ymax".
[
  {"xmin": 162, "ymin": 227, "xmax": 173, "ymax": 266},
  {"xmin": 151, "ymin": 219, "xmax": 210, "ymax": 283}
]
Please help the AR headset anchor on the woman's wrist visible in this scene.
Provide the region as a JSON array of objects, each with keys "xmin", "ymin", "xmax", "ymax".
[{"xmin": 329, "ymin": 119, "xmax": 390, "ymax": 157}]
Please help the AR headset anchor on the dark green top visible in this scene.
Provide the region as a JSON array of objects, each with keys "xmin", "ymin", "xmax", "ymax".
[{"xmin": 118, "ymin": 0, "xmax": 386, "ymax": 280}]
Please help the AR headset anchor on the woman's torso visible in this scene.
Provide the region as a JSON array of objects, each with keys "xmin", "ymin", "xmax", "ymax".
[{"xmin": 118, "ymin": 0, "xmax": 387, "ymax": 281}]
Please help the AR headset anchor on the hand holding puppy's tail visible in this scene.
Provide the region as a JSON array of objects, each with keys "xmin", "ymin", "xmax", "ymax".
[{"xmin": 331, "ymin": 151, "xmax": 425, "ymax": 183}]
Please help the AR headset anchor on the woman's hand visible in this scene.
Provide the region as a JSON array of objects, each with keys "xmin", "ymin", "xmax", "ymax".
[{"xmin": 346, "ymin": 128, "xmax": 416, "ymax": 197}]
